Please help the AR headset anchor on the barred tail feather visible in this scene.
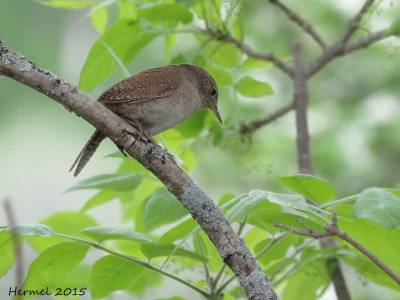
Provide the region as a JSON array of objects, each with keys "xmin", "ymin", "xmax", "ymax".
[{"xmin": 69, "ymin": 129, "xmax": 106, "ymax": 177}]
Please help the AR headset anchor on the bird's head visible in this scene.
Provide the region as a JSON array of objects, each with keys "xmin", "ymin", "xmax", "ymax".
[{"xmin": 181, "ymin": 64, "xmax": 222, "ymax": 124}]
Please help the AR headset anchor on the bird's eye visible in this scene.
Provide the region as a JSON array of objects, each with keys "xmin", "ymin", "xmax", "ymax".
[{"xmin": 210, "ymin": 89, "xmax": 217, "ymax": 96}]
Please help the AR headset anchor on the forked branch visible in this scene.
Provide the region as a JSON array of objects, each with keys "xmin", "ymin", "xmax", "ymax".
[{"xmin": 274, "ymin": 213, "xmax": 400, "ymax": 286}]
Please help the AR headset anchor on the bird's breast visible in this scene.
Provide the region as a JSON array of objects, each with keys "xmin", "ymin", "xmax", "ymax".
[{"xmin": 109, "ymin": 82, "xmax": 203, "ymax": 136}]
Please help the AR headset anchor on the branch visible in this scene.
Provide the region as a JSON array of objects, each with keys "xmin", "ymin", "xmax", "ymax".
[
  {"xmin": 291, "ymin": 41, "xmax": 351, "ymax": 298},
  {"xmin": 0, "ymin": 40, "xmax": 277, "ymax": 300},
  {"xmin": 269, "ymin": 0, "xmax": 327, "ymax": 49},
  {"xmin": 274, "ymin": 213, "xmax": 400, "ymax": 286},
  {"xmin": 307, "ymin": 28, "xmax": 399, "ymax": 77},
  {"xmin": 240, "ymin": 101, "xmax": 295, "ymax": 134},
  {"xmin": 218, "ymin": 34, "xmax": 293, "ymax": 76},
  {"xmin": 340, "ymin": 0, "xmax": 376, "ymax": 44},
  {"xmin": 292, "ymin": 42, "xmax": 313, "ymax": 175}
]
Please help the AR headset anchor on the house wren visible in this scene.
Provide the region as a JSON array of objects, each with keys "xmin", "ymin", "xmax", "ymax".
[{"xmin": 70, "ymin": 64, "xmax": 222, "ymax": 176}]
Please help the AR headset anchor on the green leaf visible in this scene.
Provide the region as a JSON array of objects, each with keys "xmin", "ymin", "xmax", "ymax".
[
  {"xmin": 387, "ymin": 14, "xmax": 400, "ymax": 35},
  {"xmin": 353, "ymin": 188, "xmax": 400, "ymax": 228},
  {"xmin": 225, "ymin": 190, "xmax": 267, "ymax": 222},
  {"xmin": 193, "ymin": 54, "xmax": 207, "ymax": 66},
  {"xmin": 280, "ymin": 174, "xmax": 336, "ymax": 204},
  {"xmin": 171, "ymin": 54, "xmax": 187, "ymax": 64},
  {"xmin": 203, "ymin": 41, "xmax": 240, "ymax": 67},
  {"xmin": 175, "ymin": 110, "xmax": 208, "ymax": 138},
  {"xmin": 0, "ymin": 231, "xmax": 15, "ymax": 279},
  {"xmin": 27, "ymin": 212, "xmax": 97, "ymax": 252},
  {"xmin": 79, "ymin": 19, "xmax": 156, "ymax": 92},
  {"xmin": 256, "ymin": 234, "xmax": 298, "ymax": 267},
  {"xmin": 333, "ymin": 204, "xmax": 400, "ymax": 281},
  {"xmin": 165, "ymin": 34, "xmax": 177, "ymax": 63},
  {"xmin": 387, "ymin": 188, "xmax": 400, "ymax": 199},
  {"xmin": 236, "ymin": 76, "xmax": 273, "ymax": 97},
  {"xmin": 81, "ymin": 227, "xmax": 158, "ymax": 245},
  {"xmin": 24, "ymin": 242, "xmax": 89, "ymax": 295},
  {"xmin": 232, "ymin": 14, "xmax": 243, "ymax": 40},
  {"xmin": 8, "ymin": 224, "xmax": 54, "ymax": 237},
  {"xmin": 118, "ymin": 0, "xmax": 137, "ymax": 19},
  {"xmin": 38, "ymin": 0, "xmax": 92, "ymax": 9},
  {"xmin": 141, "ymin": 244, "xmax": 208, "ymax": 263},
  {"xmin": 193, "ymin": 0, "xmax": 222, "ymax": 24},
  {"xmin": 342, "ymin": 254, "xmax": 400, "ymax": 291},
  {"xmin": 176, "ymin": 148, "xmax": 197, "ymax": 173},
  {"xmin": 266, "ymin": 192, "xmax": 309, "ymax": 210},
  {"xmin": 157, "ymin": 297, "xmax": 185, "ymax": 300},
  {"xmin": 58, "ymin": 264, "xmax": 91, "ymax": 291},
  {"xmin": 159, "ymin": 218, "xmax": 197, "ymax": 244},
  {"xmin": 139, "ymin": 4, "xmax": 193, "ymax": 24},
  {"xmin": 281, "ymin": 259, "xmax": 330, "ymax": 300},
  {"xmin": 89, "ymin": 255, "xmax": 143, "ymax": 299},
  {"xmin": 243, "ymin": 227, "xmax": 270, "ymax": 253},
  {"xmin": 125, "ymin": 267, "xmax": 163, "ymax": 295},
  {"xmin": 90, "ymin": 4, "xmax": 108, "ymax": 33},
  {"xmin": 242, "ymin": 57, "xmax": 273, "ymax": 70},
  {"xmin": 198, "ymin": 232, "xmax": 223, "ymax": 272},
  {"xmin": 81, "ymin": 189, "xmax": 119, "ymax": 212},
  {"xmin": 250, "ymin": 207, "xmax": 323, "ymax": 234},
  {"xmin": 65, "ymin": 173, "xmax": 142, "ymax": 192},
  {"xmin": 204, "ymin": 65, "xmax": 233, "ymax": 86},
  {"xmin": 143, "ymin": 188, "xmax": 188, "ymax": 231}
]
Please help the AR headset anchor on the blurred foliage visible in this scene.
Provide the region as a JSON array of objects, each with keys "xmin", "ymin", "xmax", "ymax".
[{"xmin": 1, "ymin": 0, "xmax": 400, "ymax": 299}]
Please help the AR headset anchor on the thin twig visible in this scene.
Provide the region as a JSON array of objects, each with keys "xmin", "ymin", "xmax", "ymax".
[
  {"xmin": 343, "ymin": 28, "xmax": 387, "ymax": 54},
  {"xmin": 218, "ymin": 34, "xmax": 293, "ymax": 76},
  {"xmin": 53, "ymin": 233, "xmax": 210, "ymax": 297},
  {"xmin": 269, "ymin": 0, "xmax": 327, "ymax": 49},
  {"xmin": 340, "ymin": 0, "xmax": 376, "ymax": 44},
  {"xmin": 307, "ymin": 29, "xmax": 385, "ymax": 76},
  {"xmin": 307, "ymin": 28, "xmax": 400, "ymax": 77},
  {"xmin": 215, "ymin": 275, "xmax": 236, "ymax": 296},
  {"xmin": 274, "ymin": 213, "xmax": 400, "ymax": 285},
  {"xmin": 270, "ymin": 240, "xmax": 314, "ymax": 286},
  {"xmin": 3, "ymin": 199, "xmax": 23, "ymax": 298},
  {"xmin": 255, "ymin": 234, "xmax": 286, "ymax": 260},
  {"xmin": 270, "ymin": 239, "xmax": 313, "ymax": 281},
  {"xmin": 240, "ymin": 101, "xmax": 295, "ymax": 134}
]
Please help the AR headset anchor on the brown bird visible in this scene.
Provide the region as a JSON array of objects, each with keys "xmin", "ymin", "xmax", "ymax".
[{"xmin": 70, "ymin": 64, "xmax": 222, "ymax": 176}]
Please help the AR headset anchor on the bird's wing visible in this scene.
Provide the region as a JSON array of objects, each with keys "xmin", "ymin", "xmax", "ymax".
[{"xmin": 98, "ymin": 66, "xmax": 182, "ymax": 104}]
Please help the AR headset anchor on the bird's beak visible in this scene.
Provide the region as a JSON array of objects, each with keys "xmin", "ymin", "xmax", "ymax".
[{"xmin": 210, "ymin": 101, "xmax": 222, "ymax": 124}]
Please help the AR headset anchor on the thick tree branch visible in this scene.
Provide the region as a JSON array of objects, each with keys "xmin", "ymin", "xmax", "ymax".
[
  {"xmin": 291, "ymin": 41, "xmax": 351, "ymax": 299},
  {"xmin": 0, "ymin": 41, "xmax": 277, "ymax": 300},
  {"xmin": 269, "ymin": 0, "xmax": 327, "ymax": 49},
  {"xmin": 240, "ymin": 101, "xmax": 295, "ymax": 134},
  {"xmin": 292, "ymin": 42, "xmax": 313, "ymax": 175},
  {"xmin": 274, "ymin": 213, "xmax": 400, "ymax": 286}
]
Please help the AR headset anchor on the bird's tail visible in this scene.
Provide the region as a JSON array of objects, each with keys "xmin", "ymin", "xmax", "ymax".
[{"xmin": 69, "ymin": 129, "xmax": 106, "ymax": 177}]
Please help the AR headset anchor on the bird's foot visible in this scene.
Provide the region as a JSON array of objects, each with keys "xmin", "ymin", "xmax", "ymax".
[
  {"xmin": 123, "ymin": 118, "xmax": 154, "ymax": 142},
  {"xmin": 128, "ymin": 119, "xmax": 155, "ymax": 143}
]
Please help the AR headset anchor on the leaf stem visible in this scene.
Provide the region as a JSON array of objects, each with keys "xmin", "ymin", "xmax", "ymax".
[
  {"xmin": 53, "ymin": 233, "xmax": 210, "ymax": 298},
  {"xmin": 320, "ymin": 194, "xmax": 359, "ymax": 209}
]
